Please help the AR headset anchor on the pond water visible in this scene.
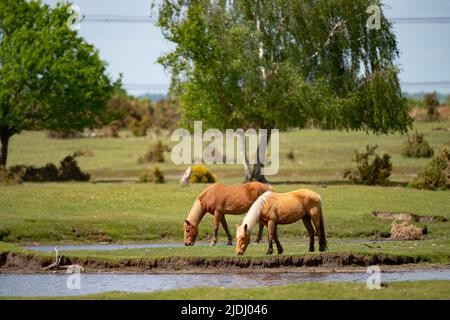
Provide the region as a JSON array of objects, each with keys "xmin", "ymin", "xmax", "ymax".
[{"xmin": 1, "ymin": 270, "xmax": 449, "ymax": 297}]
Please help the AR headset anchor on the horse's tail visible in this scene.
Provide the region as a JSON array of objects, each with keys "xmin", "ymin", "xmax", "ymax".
[{"xmin": 318, "ymin": 197, "xmax": 328, "ymax": 251}]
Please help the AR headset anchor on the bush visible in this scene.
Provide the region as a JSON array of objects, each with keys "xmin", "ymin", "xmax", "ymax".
[
  {"xmin": 8, "ymin": 155, "xmax": 90, "ymax": 182},
  {"xmin": 138, "ymin": 140, "xmax": 169, "ymax": 163},
  {"xmin": 287, "ymin": 149, "xmax": 296, "ymax": 161},
  {"xmin": 130, "ymin": 114, "xmax": 152, "ymax": 137},
  {"xmin": 9, "ymin": 163, "xmax": 59, "ymax": 182},
  {"xmin": 0, "ymin": 227, "xmax": 11, "ymax": 241},
  {"xmin": 59, "ymin": 155, "xmax": 91, "ymax": 181},
  {"xmin": 424, "ymin": 92, "xmax": 440, "ymax": 121},
  {"xmin": 0, "ymin": 167, "xmax": 21, "ymax": 184},
  {"xmin": 189, "ymin": 165, "xmax": 217, "ymax": 184},
  {"xmin": 139, "ymin": 166, "xmax": 165, "ymax": 183},
  {"xmin": 401, "ymin": 131, "xmax": 434, "ymax": 158},
  {"xmin": 344, "ymin": 145, "xmax": 392, "ymax": 186},
  {"xmin": 409, "ymin": 146, "xmax": 450, "ymax": 190}
]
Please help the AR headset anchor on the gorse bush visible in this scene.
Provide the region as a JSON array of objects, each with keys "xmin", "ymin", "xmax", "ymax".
[
  {"xmin": 287, "ymin": 149, "xmax": 296, "ymax": 161},
  {"xmin": 410, "ymin": 146, "xmax": 450, "ymax": 190},
  {"xmin": 9, "ymin": 163, "xmax": 59, "ymax": 182},
  {"xmin": 424, "ymin": 92, "xmax": 440, "ymax": 121},
  {"xmin": 344, "ymin": 145, "xmax": 392, "ymax": 186},
  {"xmin": 138, "ymin": 140, "xmax": 169, "ymax": 163},
  {"xmin": 139, "ymin": 166, "xmax": 165, "ymax": 184},
  {"xmin": 401, "ymin": 131, "xmax": 434, "ymax": 158},
  {"xmin": 0, "ymin": 166, "xmax": 21, "ymax": 184},
  {"xmin": 59, "ymin": 155, "xmax": 91, "ymax": 181},
  {"xmin": 8, "ymin": 155, "xmax": 90, "ymax": 182},
  {"xmin": 0, "ymin": 226, "xmax": 11, "ymax": 241},
  {"xmin": 189, "ymin": 165, "xmax": 217, "ymax": 184}
]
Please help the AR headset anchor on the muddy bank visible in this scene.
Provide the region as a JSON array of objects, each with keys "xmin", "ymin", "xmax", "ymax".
[{"xmin": 0, "ymin": 250, "xmax": 441, "ymax": 273}]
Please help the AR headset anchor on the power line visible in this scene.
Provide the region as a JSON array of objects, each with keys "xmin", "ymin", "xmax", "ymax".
[
  {"xmin": 81, "ymin": 14, "xmax": 450, "ymax": 25},
  {"xmin": 122, "ymin": 81, "xmax": 450, "ymax": 91}
]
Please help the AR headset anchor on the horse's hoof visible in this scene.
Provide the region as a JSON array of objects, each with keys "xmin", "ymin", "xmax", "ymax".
[
  {"xmin": 277, "ymin": 250, "xmax": 284, "ymax": 255},
  {"xmin": 226, "ymin": 241, "xmax": 233, "ymax": 246},
  {"xmin": 210, "ymin": 242, "xmax": 216, "ymax": 246},
  {"xmin": 266, "ymin": 250, "xmax": 273, "ymax": 255}
]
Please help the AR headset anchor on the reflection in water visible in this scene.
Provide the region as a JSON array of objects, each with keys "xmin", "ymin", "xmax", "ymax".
[{"xmin": 1, "ymin": 270, "xmax": 449, "ymax": 297}]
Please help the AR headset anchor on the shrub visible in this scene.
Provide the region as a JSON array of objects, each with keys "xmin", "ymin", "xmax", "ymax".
[
  {"xmin": 138, "ymin": 140, "xmax": 169, "ymax": 163},
  {"xmin": 59, "ymin": 155, "xmax": 91, "ymax": 181},
  {"xmin": 189, "ymin": 165, "xmax": 217, "ymax": 184},
  {"xmin": 139, "ymin": 166, "xmax": 165, "ymax": 183},
  {"xmin": 401, "ymin": 131, "xmax": 434, "ymax": 158},
  {"xmin": 344, "ymin": 145, "xmax": 392, "ymax": 186},
  {"xmin": 0, "ymin": 227, "xmax": 11, "ymax": 241},
  {"xmin": 424, "ymin": 91, "xmax": 440, "ymax": 121},
  {"xmin": 287, "ymin": 149, "xmax": 296, "ymax": 161},
  {"xmin": 8, "ymin": 155, "xmax": 90, "ymax": 182},
  {"xmin": 130, "ymin": 114, "xmax": 152, "ymax": 137},
  {"xmin": 409, "ymin": 146, "xmax": 450, "ymax": 190},
  {"xmin": 9, "ymin": 163, "xmax": 59, "ymax": 182},
  {"xmin": 0, "ymin": 167, "xmax": 21, "ymax": 184}
]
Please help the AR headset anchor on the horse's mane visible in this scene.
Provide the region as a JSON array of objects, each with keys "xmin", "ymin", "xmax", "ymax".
[
  {"xmin": 238, "ymin": 191, "xmax": 273, "ymax": 236},
  {"xmin": 186, "ymin": 183, "xmax": 218, "ymax": 226}
]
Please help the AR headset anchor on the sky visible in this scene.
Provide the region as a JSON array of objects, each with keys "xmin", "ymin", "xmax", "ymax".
[{"xmin": 43, "ymin": 0, "xmax": 450, "ymax": 95}]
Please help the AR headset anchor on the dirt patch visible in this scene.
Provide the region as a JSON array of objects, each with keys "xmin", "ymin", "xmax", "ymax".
[
  {"xmin": 0, "ymin": 250, "xmax": 434, "ymax": 274},
  {"xmin": 373, "ymin": 211, "xmax": 448, "ymax": 223},
  {"xmin": 390, "ymin": 222, "xmax": 425, "ymax": 241}
]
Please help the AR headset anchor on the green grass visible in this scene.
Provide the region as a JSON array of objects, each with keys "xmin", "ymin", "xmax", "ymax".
[
  {"xmin": 3, "ymin": 281, "xmax": 449, "ymax": 300},
  {"xmin": 6, "ymin": 119, "xmax": 450, "ymax": 180},
  {"xmin": 0, "ymin": 182, "xmax": 449, "ymax": 243}
]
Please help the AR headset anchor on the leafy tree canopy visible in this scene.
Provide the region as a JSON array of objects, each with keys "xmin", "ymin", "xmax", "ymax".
[
  {"xmin": 0, "ymin": 0, "xmax": 115, "ymax": 165},
  {"xmin": 157, "ymin": 0, "xmax": 411, "ymax": 134}
]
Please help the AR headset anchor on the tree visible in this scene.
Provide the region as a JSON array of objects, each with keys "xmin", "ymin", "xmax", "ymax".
[
  {"xmin": 0, "ymin": 0, "xmax": 114, "ymax": 166},
  {"xmin": 156, "ymin": 0, "xmax": 411, "ymax": 182}
]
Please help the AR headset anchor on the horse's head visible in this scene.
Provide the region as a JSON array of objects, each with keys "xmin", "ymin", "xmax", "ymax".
[
  {"xmin": 235, "ymin": 224, "xmax": 250, "ymax": 255},
  {"xmin": 183, "ymin": 220, "xmax": 198, "ymax": 246}
]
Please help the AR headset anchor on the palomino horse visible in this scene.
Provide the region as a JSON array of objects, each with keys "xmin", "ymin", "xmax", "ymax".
[
  {"xmin": 184, "ymin": 182, "xmax": 273, "ymax": 246},
  {"xmin": 235, "ymin": 189, "xmax": 327, "ymax": 255}
]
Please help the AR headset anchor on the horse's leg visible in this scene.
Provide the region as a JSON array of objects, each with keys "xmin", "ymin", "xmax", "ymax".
[
  {"xmin": 273, "ymin": 224, "xmax": 283, "ymax": 255},
  {"xmin": 302, "ymin": 216, "xmax": 315, "ymax": 252},
  {"xmin": 255, "ymin": 223, "xmax": 264, "ymax": 244},
  {"xmin": 266, "ymin": 221, "xmax": 275, "ymax": 255},
  {"xmin": 211, "ymin": 211, "xmax": 221, "ymax": 246},
  {"xmin": 310, "ymin": 208, "xmax": 325, "ymax": 252},
  {"xmin": 220, "ymin": 215, "xmax": 233, "ymax": 245}
]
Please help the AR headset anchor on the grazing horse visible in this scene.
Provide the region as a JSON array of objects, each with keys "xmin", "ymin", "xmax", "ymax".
[
  {"xmin": 183, "ymin": 182, "xmax": 273, "ymax": 246},
  {"xmin": 235, "ymin": 189, "xmax": 327, "ymax": 255}
]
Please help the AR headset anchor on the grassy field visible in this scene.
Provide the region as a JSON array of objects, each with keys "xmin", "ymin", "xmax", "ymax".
[
  {"xmin": 0, "ymin": 182, "xmax": 449, "ymax": 243},
  {"xmin": 3, "ymin": 281, "xmax": 449, "ymax": 300},
  {"xmin": 6, "ymin": 119, "xmax": 450, "ymax": 180},
  {"xmin": 1, "ymin": 119, "xmax": 449, "ymax": 244}
]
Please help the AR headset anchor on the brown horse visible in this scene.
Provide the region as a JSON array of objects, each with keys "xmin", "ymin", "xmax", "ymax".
[
  {"xmin": 235, "ymin": 189, "xmax": 327, "ymax": 255},
  {"xmin": 184, "ymin": 182, "xmax": 273, "ymax": 246}
]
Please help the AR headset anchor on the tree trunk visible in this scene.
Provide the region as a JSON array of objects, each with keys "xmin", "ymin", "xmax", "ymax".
[
  {"xmin": 251, "ymin": 129, "xmax": 272, "ymax": 183},
  {"xmin": 238, "ymin": 132, "xmax": 253, "ymax": 182},
  {"xmin": 0, "ymin": 127, "xmax": 11, "ymax": 167}
]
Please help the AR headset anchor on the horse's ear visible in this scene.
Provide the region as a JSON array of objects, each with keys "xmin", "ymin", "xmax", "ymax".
[
  {"xmin": 185, "ymin": 220, "xmax": 191, "ymax": 226},
  {"xmin": 235, "ymin": 224, "xmax": 240, "ymax": 229},
  {"xmin": 244, "ymin": 224, "xmax": 248, "ymax": 232}
]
